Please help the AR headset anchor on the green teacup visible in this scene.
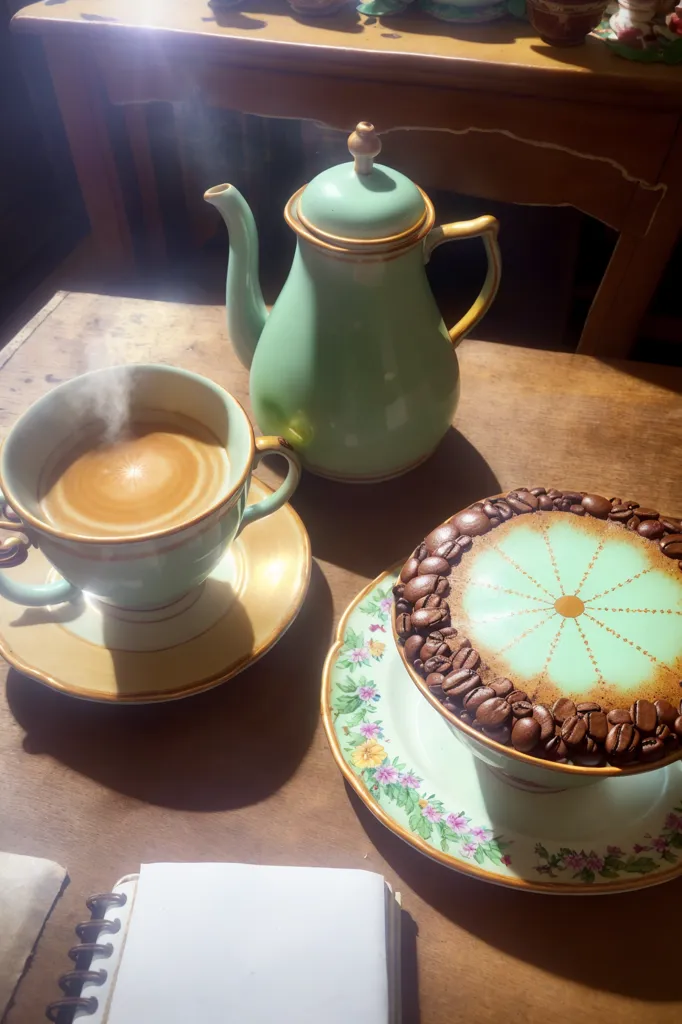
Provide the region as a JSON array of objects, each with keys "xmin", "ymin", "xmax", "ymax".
[{"xmin": 0, "ymin": 364, "xmax": 300, "ymax": 609}]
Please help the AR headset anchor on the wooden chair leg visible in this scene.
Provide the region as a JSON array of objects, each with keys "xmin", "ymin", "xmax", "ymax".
[
  {"xmin": 579, "ymin": 125, "xmax": 682, "ymax": 359},
  {"xmin": 43, "ymin": 37, "xmax": 134, "ymax": 274}
]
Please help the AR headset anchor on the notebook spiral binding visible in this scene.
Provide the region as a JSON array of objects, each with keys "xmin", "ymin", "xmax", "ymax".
[{"xmin": 46, "ymin": 892, "xmax": 128, "ymax": 1023}]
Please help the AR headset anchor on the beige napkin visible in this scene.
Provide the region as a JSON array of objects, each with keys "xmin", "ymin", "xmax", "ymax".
[{"xmin": 0, "ymin": 852, "xmax": 67, "ymax": 1017}]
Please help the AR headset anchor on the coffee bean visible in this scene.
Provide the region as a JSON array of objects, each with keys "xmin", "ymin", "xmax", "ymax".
[
  {"xmin": 674, "ymin": 716, "xmax": 682, "ymax": 738},
  {"xmin": 636, "ymin": 508, "xmax": 659, "ymax": 520},
  {"xmin": 515, "ymin": 490, "xmax": 539, "ymax": 509},
  {"xmin": 443, "ymin": 699, "xmax": 459, "ymax": 715},
  {"xmin": 660, "ymin": 517, "xmax": 682, "ymax": 534},
  {"xmin": 452, "ymin": 509, "xmax": 492, "ymax": 536},
  {"xmin": 562, "ymin": 491, "xmax": 583, "ymax": 503},
  {"xmin": 531, "ymin": 487, "xmax": 547, "ymax": 496},
  {"xmin": 640, "ymin": 737, "xmax": 666, "ymax": 762},
  {"xmin": 446, "ymin": 636, "xmax": 471, "ymax": 656},
  {"xmin": 625, "ymin": 500, "xmax": 640, "ymax": 510},
  {"xmin": 395, "ymin": 599, "xmax": 411, "ymax": 614},
  {"xmin": 423, "ymin": 655, "xmax": 451, "ymax": 675},
  {"xmin": 393, "ymin": 581, "xmax": 406, "ymax": 597},
  {"xmin": 660, "ymin": 534, "xmax": 682, "ymax": 558},
  {"xmin": 438, "ymin": 627, "xmax": 457, "ymax": 638},
  {"xmin": 577, "ymin": 701, "xmax": 602, "ymax": 713},
  {"xmin": 433, "ymin": 541, "xmax": 458, "ymax": 560},
  {"xmin": 609, "ymin": 505, "xmax": 634, "ymax": 522},
  {"xmin": 426, "ymin": 674, "xmax": 446, "ymax": 691},
  {"xmin": 538, "ymin": 495, "xmax": 554, "ymax": 511},
  {"xmin": 483, "ymin": 724, "xmax": 512, "ymax": 745},
  {"xmin": 607, "ymin": 708, "xmax": 632, "ymax": 725},
  {"xmin": 491, "ymin": 677, "xmax": 513, "ymax": 698},
  {"xmin": 459, "ymin": 711, "xmax": 473, "ymax": 724},
  {"xmin": 411, "ymin": 607, "xmax": 448, "ymax": 631},
  {"xmin": 606, "ymin": 722, "xmax": 640, "ymax": 757},
  {"xmin": 569, "ymin": 504, "xmax": 586, "ymax": 516},
  {"xmin": 511, "ymin": 700, "xmax": 533, "ymax": 718},
  {"xmin": 585, "ymin": 711, "xmax": 608, "ymax": 742},
  {"xmin": 506, "ymin": 496, "xmax": 533, "ymax": 514},
  {"xmin": 554, "ymin": 498, "xmax": 571, "ymax": 511},
  {"xmin": 546, "ymin": 489, "xmax": 563, "ymax": 499},
  {"xmin": 420, "ymin": 639, "xmax": 447, "ymax": 661},
  {"xmin": 418, "ymin": 556, "xmax": 450, "ymax": 577},
  {"xmin": 572, "ymin": 737, "xmax": 604, "ymax": 767},
  {"xmin": 400, "ymin": 557, "xmax": 420, "ymax": 583},
  {"xmin": 403, "ymin": 635, "xmax": 424, "ymax": 662},
  {"xmin": 456, "ymin": 534, "xmax": 473, "ymax": 551},
  {"xmin": 443, "ymin": 670, "xmax": 481, "ymax": 698},
  {"xmin": 483, "ymin": 501, "xmax": 499, "ymax": 519},
  {"xmin": 403, "ymin": 575, "xmax": 437, "ymax": 604},
  {"xmin": 414, "ymin": 594, "xmax": 441, "ymax": 610},
  {"xmin": 630, "ymin": 699, "xmax": 657, "ymax": 734},
  {"xmin": 581, "ymin": 494, "xmax": 611, "ymax": 519},
  {"xmin": 435, "ymin": 578, "xmax": 449, "ymax": 596},
  {"xmin": 627, "ymin": 515, "xmax": 641, "ymax": 532},
  {"xmin": 424, "ymin": 523, "xmax": 459, "ymax": 555},
  {"xmin": 396, "ymin": 613, "xmax": 411, "ymax": 637},
  {"xmin": 512, "ymin": 716, "xmax": 541, "ymax": 752},
  {"xmin": 492, "ymin": 500, "xmax": 513, "ymax": 521},
  {"xmin": 561, "ymin": 715, "xmax": 587, "ymax": 747},
  {"xmin": 544, "ymin": 735, "xmax": 568, "ymax": 761},
  {"xmin": 507, "ymin": 689, "xmax": 528, "ymax": 704},
  {"xmin": 655, "ymin": 699, "xmax": 677, "ymax": 728},
  {"xmin": 637, "ymin": 520, "xmax": 665, "ymax": 540},
  {"xmin": 476, "ymin": 697, "xmax": 512, "ymax": 729},
  {"xmin": 610, "ymin": 496, "xmax": 622, "ymax": 505},
  {"xmin": 532, "ymin": 704, "xmax": 555, "ymax": 742},
  {"xmin": 552, "ymin": 698, "xmax": 577, "ymax": 723},
  {"xmin": 450, "ymin": 647, "xmax": 477, "ymax": 671},
  {"xmin": 462, "ymin": 686, "xmax": 496, "ymax": 712}
]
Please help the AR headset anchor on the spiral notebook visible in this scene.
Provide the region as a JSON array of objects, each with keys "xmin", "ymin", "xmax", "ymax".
[{"xmin": 47, "ymin": 863, "xmax": 402, "ymax": 1023}]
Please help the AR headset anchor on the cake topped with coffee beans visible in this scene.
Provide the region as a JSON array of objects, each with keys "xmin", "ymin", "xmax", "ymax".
[{"xmin": 394, "ymin": 488, "xmax": 682, "ymax": 769}]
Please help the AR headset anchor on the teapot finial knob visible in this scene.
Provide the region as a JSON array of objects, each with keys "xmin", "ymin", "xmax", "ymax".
[{"xmin": 348, "ymin": 122, "xmax": 381, "ymax": 176}]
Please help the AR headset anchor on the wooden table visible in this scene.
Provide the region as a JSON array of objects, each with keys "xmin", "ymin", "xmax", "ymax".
[
  {"xmin": 2, "ymin": 291, "xmax": 682, "ymax": 1021},
  {"xmin": 11, "ymin": 1, "xmax": 682, "ymax": 359}
]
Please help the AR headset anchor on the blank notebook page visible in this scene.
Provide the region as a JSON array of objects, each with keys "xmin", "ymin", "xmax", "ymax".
[{"xmin": 107, "ymin": 863, "xmax": 390, "ymax": 1024}]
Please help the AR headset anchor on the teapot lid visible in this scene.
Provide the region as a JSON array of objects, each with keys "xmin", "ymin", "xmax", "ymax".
[{"xmin": 296, "ymin": 123, "xmax": 427, "ymax": 243}]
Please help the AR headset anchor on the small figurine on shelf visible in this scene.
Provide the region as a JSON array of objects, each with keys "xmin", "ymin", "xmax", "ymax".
[
  {"xmin": 667, "ymin": 0, "xmax": 682, "ymax": 32},
  {"xmin": 609, "ymin": 0, "xmax": 657, "ymax": 44},
  {"xmin": 592, "ymin": 0, "xmax": 682, "ymax": 59}
]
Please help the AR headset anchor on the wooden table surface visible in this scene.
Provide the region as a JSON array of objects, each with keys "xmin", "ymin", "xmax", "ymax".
[{"xmin": 2, "ymin": 291, "xmax": 682, "ymax": 1023}]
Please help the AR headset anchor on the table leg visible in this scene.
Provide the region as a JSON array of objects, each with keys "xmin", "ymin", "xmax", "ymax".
[
  {"xmin": 579, "ymin": 123, "xmax": 682, "ymax": 359},
  {"xmin": 42, "ymin": 37, "xmax": 134, "ymax": 274}
]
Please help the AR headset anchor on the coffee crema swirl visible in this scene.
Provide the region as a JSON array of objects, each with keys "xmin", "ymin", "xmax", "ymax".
[{"xmin": 39, "ymin": 413, "xmax": 230, "ymax": 538}]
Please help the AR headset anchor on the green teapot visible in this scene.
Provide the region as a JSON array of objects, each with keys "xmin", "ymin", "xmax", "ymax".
[{"xmin": 205, "ymin": 122, "xmax": 501, "ymax": 482}]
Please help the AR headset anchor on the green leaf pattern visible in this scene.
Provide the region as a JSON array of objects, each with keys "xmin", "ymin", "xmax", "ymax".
[{"xmin": 533, "ymin": 805, "xmax": 682, "ymax": 883}]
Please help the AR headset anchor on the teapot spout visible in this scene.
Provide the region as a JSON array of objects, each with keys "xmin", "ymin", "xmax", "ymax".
[{"xmin": 204, "ymin": 183, "xmax": 267, "ymax": 369}]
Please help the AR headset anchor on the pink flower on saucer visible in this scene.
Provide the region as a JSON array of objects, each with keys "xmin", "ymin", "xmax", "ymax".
[
  {"xmin": 422, "ymin": 804, "xmax": 442, "ymax": 823},
  {"xmin": 470, "ymin": 826, "xmax": 492, "ymax": 842},
  {"xmin": 375, "ymin": 763, "xmax": 399, "ymax": 785},
  {"xmin": 461, "ymin": 842, "xmax": 478, "ymax": 857},
  {"xmin": 652, "ymin": 836, "xmax": 669, "ymax": 854},
  {"xmin": 664, "ymin": 812, "xmax": 682, "ymax": 832},
  {"xmin": 359, "ymin": 721, "xmax": 382, "ymax": 740},
  {"xmin": 380, "ymin": 597, "xmax": 393, "ymax": 614},
  {"xmin": 399, "ymin": 772, "xmax": 421, "ymax": 789},
  {"xmin": 358, "ymin": 684, "xmax": 378, "ymax": 702},
  {"xmin": 501, "ymin": 854, "xmax": 512, "ymax": 866},
  {"xmin": 584, "ymin": 853, "xmax": 603, "ymax": 873},
  {"xmin": 563, "ymin": 851, "xmax": 585, "ymax": 870},
  {"xmin": 349, "ymin": 647, "xmax": 369, "ymax": 664},
  {"xmin": 446, "ymin": 813, "xmax": 470, "ymax": 833}
]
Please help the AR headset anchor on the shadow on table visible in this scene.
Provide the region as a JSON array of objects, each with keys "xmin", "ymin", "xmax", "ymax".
[
  {"xmin": 6, "ymin": 561, "xmax": 332, "ymax": 813},
  {"xmin": 346, "ymin": 785, "xmax": 682, "ymax": 1001},
  {"xmin": 289, "ymin": 427, "xmax": 500, "ymax": 577}
]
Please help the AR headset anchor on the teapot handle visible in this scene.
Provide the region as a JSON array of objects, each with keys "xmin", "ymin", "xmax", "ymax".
[{"xmin": 424, "ymin": 215, "xmax": 501, "ymax": 350}]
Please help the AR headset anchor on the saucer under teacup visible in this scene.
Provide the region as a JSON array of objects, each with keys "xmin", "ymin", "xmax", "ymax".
[
  {"xmin": 322, "ymin": 569, "xmax": 682, "ymax": 893},
  {"xmin": 0, "ymin": 480, "xmax": 310, "ymax": 702}
]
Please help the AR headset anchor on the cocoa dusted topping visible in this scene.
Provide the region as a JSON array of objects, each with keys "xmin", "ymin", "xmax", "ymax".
[{"xmin": 396, "ymin": 487, "xmax": 682, "ymax": 769}]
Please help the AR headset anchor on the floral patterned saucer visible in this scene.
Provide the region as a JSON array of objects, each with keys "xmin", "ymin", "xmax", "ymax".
[{"xmin": 322, "ymin": 569, "xmax": 682, "ymax": 893}]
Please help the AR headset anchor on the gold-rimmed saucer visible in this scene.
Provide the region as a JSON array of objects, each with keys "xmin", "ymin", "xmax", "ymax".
[{"xmin": 0, "ymin": 480, "xmax": 310, "ymax": 702}]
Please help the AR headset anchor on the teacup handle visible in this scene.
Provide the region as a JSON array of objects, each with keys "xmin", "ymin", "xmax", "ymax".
[
  {"xmin": 238, "ymin": 436, "xmax": 301, "ymax": 534},
  {"xmin": 0, "ymin": 494, "xmax": 80, "ymax": 607},
  {"xmin": 424, "ymin": 215, "xmax": 501, "ymax": 350}
]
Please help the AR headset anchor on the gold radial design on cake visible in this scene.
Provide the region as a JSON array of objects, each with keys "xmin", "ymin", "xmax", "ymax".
[{"xmin": 448, "ymin": 514, "xmax": 682, "ymax": 707}]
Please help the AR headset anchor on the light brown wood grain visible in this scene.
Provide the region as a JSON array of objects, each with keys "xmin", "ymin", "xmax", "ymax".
[{"xmin": 1, "ymin": 291, "xmax": 682, "ymax": 1023}]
